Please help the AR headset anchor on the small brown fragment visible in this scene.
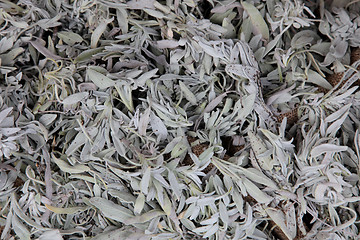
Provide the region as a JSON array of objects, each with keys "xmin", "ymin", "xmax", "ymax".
[
  {"xmin": 319, "ymin": 72, "xmax": 346, "ymax": 94},
  {"xmin": 182, "ymin": 154, "xmax": 193, "ymax": 166},
  {"xmin": 318, "ymin": 72, "xmax": 344, "ymax": 94},
  {"xmin": 326, "ymin": 70, "xmax": 360, "ymax": 91},
  {"xmin": 327, "ymin": 72, "xmax": 344, "ymax": 87},
  {"xmin": 276, "ymin": 107, "xmax": 298, "ymax": 126},
  {"xmin": 243, "ymin": 195, "xmax": 257, "ymax": 206},
  {"xmin": 323, "ymin": 47, "xmax": 360, "ymax": 93},
  {"xmin": 13, "ymin": 177, "xmax": 24, "ymax": 188},
  {"xmin": 351, "ymin": 47, "xmax": 360, "ymax": 64},
  {"xmin": 192, "ymin": 142, "xmax": 209, "ymax": 157},
  {"xmin": 317, "ymin": 86, "xmax": 328, "ymax": 93},
  {"xmin": 221, "ymin": 136, "xmax": 244, "ymax": 156},
  {"xmin": 320, "ymin": 47, "xmax": 360, "ymax": 94}
]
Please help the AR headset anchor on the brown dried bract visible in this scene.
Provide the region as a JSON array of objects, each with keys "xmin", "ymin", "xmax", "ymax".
[
  {"xmin": 351, "ymin": 47, "xmax": 360, "ymax": 64},
  {"xmin": 222, "ymin": 136, "xmax": 245, "ymax": 156},
  {"xmin": 326, "ymin": 70, "xmax": 360, "ymax": 91},
  {"xmin": 276, "ymin": 107, "xmax": 298, "ymax": 126},
  {"xmin": 327, "ymin": 72, "xmax": 345, "ymax": 88},
  {"xmin": 320, "ymin": 48, "xmax": 360, "ymax": 94},
  {"xmin": 13, "ymin": 177, "xmax": 24, "ymax": 188}
]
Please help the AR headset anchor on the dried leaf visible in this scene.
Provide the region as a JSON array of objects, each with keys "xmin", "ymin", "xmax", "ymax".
[
  {"xmin": 58, "ymin": 31, "xmax": 83, "ymax": 45},
  {"xmin": 87, "ymin": 68, "xmax": 115, "ymax": 89},
  {"xmin": 89, "ymin": 197, "xmax": 134, "ymax": 223},
  {"xmin": 91, "ymin": 18, "xmax": 114, "ymax": 48},
  {"xmin": 52, "ymin": 154, "xmax": 90, "ymax": 174},
  {"xmin": 62, "ymin": 92, "xmax": 89, "ymax": 105},
  {"xmin": 124, "ymin": 209, "xmax": 165, "ymax": 224},
  {"xmin": 179, "ymin": 81, "xmax": 197, "ymax": 105},
  {"xmin": 241, "ymin": 2, "xmax": 269, "ymax": 40},
  {"xmin": 45, "ymin": 204, "xmax": 88, "ymax": 214}
]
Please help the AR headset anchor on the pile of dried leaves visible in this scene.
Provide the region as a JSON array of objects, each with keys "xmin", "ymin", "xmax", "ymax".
[{"xmin": 1, "ymin": 0, "xmax": 360, "ymax": 239}]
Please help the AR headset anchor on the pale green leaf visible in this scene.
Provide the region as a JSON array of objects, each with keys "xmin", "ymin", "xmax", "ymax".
[
  {"xmin": 124, "ymin": 209, "xmax": 165, "ymax": 225},
  {"xmin": 179, "ymin": 81, "xmax": 197, "ymax": 105},
  {"xmin": 45, "ymin": 204, "xmax": 88, "ymax": 215},
  {"xmin": 89, "ymin": 197, "xmax": 134, "ymax": 223},
  {"xmin": 91, "ymin": 18, "xmax": 113, "ymax": 48},
  {"xmin": 52, "ymin": 154, "xmax": 90, "ymax": 174},
  {"xmin": 87, "ymin": 68, "xmax": 115, "ymax": 89},
  {"xmin": 58, "ymin": 31, "xmax": 83, "ymax": 45},
  {"xmin": 242, "ymin": 2, "xmax": 269, "ymax": 40}
]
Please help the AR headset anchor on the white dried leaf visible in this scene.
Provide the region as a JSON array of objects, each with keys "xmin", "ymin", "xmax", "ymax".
[
  {"xmin": 225, "ymin": 64, "xmax": 259, "ymax": 80},
  {"xmin": 307, "ymin": 69, "xmax": 333, "ymax": 90},
  {"xmin": 285, "ymin": 204, "xmax": 297, "ymax": 239},
  {"xmin": 136, "ymin": 68, "xmax": 158, "ymax": 87},
  {"xmin": 108, "ymin": 189, "xmax": 136, "ymax": 204},
  {"xmin": 0, "ymin": 37, "xmax": 14, "ymax": 54},
  {"xmin": 248, "ymin": 130, "xmax": 274, "ymax": 171},
  {"xmin": 116, "ymin": 8, "xmax": 128, "ymax": 34},
  {"xmin": 74, "ymin": 48, "xmax": 104, "ymax": 63},
  {"xmin": 314, "ymin": 183, "xmax": 328, "ymax": 201},
  {"xmin": 140, "ymin": 167, "xmax": 151, "ymax": 195},
  {"xmin": 92, "ymin": 227, "xmax": 150, "ymax": 240},
  {"xmin": 310, "ymin": 144, "xmax": 348, "ymax": 158},
  {"xmin": 326, "ymin": 111, "xmax": 349, "ymax": 137},
  {"xmin": 179, "ymin": 81, "xmax": 197, "ymax": 105},
  {"xmin": 62, "ymin": 92, "xmax": 89, "ymax": 105},
  {"xmin": 0, "ymin": 107, "xmax": 13, "ymax": 124},
  {"xmin": 198, "ymin": 146, "xmax": 214, "ymax": 165},
  {"xmin": 12, "ymin": 214, "xmax": 31, "ymax": 240},
  {"xmin": 150, "ymin": 112, "xmax": 168, "ymax": 140},
  {"xmin": 170, "ymin": 141, "xmax": 187, "ymax": 158},
  {"xmin": 127, "ymin": 0, "xmax": 155, "ymax": 9},
  {"xmin": 168, "ymin": 170, "xmax": 181, "ymax": 199},
  {"xmin": 39, "ymin": 230, "xmax": 63, "ymax": 240},
  {"xmin": 124, "ymin": 209, "xmax": 164, "ymax": 225},
  {"xmin": 65, "ymin": 132, "xmax": 87, "ymax": 156},
  {"xmin": 265, "ymin": 208, "xmax": 293, "ymax": 240},
  {"xmin": 156, "ymin": 40, "xmax": 179, "ymax": 49},
  {"xmin": 243, "ymin": 178, "xmax": 273, "ymax": 204},
  {"xmin": 134, "ymin": 193, "xmax": 145, "ymax": 214},
  {"xmin": 45, "ymin": 204, "xmax": 88, "ymax": 215},
  {"xmin": 0, "ymin": 47, "xmax": 25, "ymax": 65},
  {"xmin": 196, "ymin": 39, "xmax": 223, "ymax": 58},
  {"xmin": 36, "ymin": 14, "xmax": 62, "ymax": 30},
  {"xmin": 39, "ymin": 114, "xmax": 57, "ymax": 127},
  {"xmin": 52, "ymin": 154, "xmax": 90, "ymax": 174},
  {"xmin": 219, "ymin": 201, "xmax": 229, "ymax": 226},
  {"xmin": 240, "ymin": 167, "xmax": 278, "ymax": 189},
  {"xmin": 143, "ymin": 8, "xmax": 165, "ymax": 18},
  {"xmin": 325, "ymin": 104, "xmax": 351, "ymax": 123},
  {"xmin": 138, "ymin": 108, "xmax": 151, "ymax": 136}
]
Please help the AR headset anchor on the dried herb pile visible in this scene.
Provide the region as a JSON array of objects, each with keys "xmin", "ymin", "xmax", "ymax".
[{"xmin": 1, "ymin": 0, "xmax": 360, "ymax": 239}]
